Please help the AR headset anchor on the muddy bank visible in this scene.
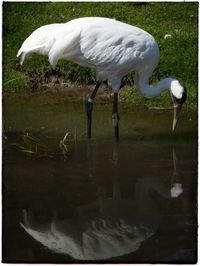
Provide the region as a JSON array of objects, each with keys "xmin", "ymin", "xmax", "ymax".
[
  {"xmin": 3, "ymin": 71, "xmax": 197, "ymax": 110},
  {"xmin": 4, "ymin": 82, "xmax": 121, "ymax": 104}
]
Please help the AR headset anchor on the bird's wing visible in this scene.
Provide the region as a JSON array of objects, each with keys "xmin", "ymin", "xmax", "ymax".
[
  {"xmin": 48, "ymin": 30, "xmax": 81, "ymax": 69},
  {"xmin": 80, "ymin": 26, "xmax": 145, "ymax": 75}
]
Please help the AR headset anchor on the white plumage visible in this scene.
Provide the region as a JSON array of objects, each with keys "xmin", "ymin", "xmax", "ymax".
[
  {"xmin": 18, "ymin": 17, "xmax": 159, "ymax": 93},
  {"xmin": 17, "ymin": 17, "xmax": 186, "ymax": 135}
]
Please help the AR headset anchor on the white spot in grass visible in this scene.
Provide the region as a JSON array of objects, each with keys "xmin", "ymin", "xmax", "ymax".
[{"xmin": 164, "ymin": 34, "xmax": 172, "ymax": 39}]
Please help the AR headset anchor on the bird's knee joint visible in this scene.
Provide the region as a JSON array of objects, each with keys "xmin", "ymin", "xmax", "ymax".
[
  {"xmin": 112, "ymin": 113, "xmax": 120, "ymax": 127},
  {"xmin": 86, "ymin": 98, "xmax": 94, "ymax": 116}
]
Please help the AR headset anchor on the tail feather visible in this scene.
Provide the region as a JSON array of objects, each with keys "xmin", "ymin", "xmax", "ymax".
[
  {"xmin": 17, "ymin": 23, "xmax": 81, "ymax": 68},
  {"xmin": 16, "ymin": 24, "xmax": 59, "ymax": 65},
  {"xmin": 17, "ymin": 44, "xmax": 46, "ymax": 65}
]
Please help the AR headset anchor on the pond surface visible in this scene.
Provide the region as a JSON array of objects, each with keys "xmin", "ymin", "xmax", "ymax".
[{"xmin": 3, "ymin": 97, "xmax": 197, "ymax": 263}]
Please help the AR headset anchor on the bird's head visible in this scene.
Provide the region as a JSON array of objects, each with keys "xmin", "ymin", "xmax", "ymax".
[{"xmin": 170, "ymin": 80, "xmax": 187, "ymax": 132}]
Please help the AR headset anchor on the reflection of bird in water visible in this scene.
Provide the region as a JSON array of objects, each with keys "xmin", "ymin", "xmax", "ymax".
[
  {"xmin": 21, "ymin": 181, "xmax": 158, "ymax": 260},
  {"xmin": 20, "ymin": 147, "xmax": 184, "ymax": 260},
  {"xmin": 170, "ymin": 148, "xmax": 183, "ymax": 198},
  {"xmin": 17, "ymin": 17, "xmax": 187, "ymax": 139}
]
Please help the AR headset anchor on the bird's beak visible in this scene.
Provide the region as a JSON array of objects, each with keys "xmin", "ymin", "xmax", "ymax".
[{"xmin": 172, "ymin": 104, "xmax": 182, "ymax": 132}]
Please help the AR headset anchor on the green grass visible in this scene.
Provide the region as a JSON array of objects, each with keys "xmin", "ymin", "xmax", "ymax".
[{"xmin": 3, "ymin": 2, "xmax": 198, "ymax": 107}]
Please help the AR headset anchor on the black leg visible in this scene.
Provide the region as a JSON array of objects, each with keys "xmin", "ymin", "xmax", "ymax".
[
  {"xmin": 86, "ymin": 82, "xmax": 101, "ymax": 138},
  {"xmin": 112, "ymin": 92, "xmax": 120, "ymax": 140}
]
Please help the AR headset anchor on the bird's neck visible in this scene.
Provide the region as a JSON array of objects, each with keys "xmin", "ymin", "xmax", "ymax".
[{"xmin": 135, "ymin": 73, "xmax": 176, "ymax": 98}]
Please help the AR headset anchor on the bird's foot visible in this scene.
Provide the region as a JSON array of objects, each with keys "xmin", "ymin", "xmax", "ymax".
[{"xmin": 112, "ymin": 113, "xmax": 120, "ymax": 127}]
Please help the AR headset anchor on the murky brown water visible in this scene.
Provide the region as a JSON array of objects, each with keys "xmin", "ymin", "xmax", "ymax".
[{"xmin": 3, "ymin": 97, "xmax": 197, "ymax": 263}]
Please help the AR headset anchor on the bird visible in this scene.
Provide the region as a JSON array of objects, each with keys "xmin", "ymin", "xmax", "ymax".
[{"xmin": 17, "ymin": 17, "xmax": 187, "ymax": 139}]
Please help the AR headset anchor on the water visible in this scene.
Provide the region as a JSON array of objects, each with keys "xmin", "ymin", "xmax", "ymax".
[{"xmin": 3, "ymin": 97, "xmax": 197, "ymax": 263}]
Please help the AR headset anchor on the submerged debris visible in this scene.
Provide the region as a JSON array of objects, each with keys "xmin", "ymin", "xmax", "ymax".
[
  {"xmin": 59, "ymin": 132, "xmax": 70, "ymax": 162},
  {"xmin": 18, "ymin": 131, "xmax": 72, "ymax": 161},
  {"xmin": 19, "ymin": 132, "xmax": 52, "ymax": 157}
]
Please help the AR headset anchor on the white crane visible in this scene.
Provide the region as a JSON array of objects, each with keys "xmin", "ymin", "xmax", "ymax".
[{"xmin": 17, "ymin": 17, "xmax": 187, "ymax": 139}]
